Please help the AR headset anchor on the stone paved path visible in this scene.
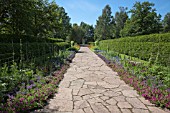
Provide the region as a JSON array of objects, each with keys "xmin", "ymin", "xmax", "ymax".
[{"xmin": 44, "ymin": 47, "xmax": 168, "ymax": 113}]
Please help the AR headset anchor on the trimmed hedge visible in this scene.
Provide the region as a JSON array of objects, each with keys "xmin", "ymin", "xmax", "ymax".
[
  {"xmin": 0, "ymin": 34, "xmax": 64, "ymax": 43},
  {"xmin": 115, "ymin": 33, "xmax": 170, "ymax": 42},
  {"xmin": 0, "ymin": 42, "xmax": 70, "ymax": 64},
  {"xmin": 99, "ymin": 33, "xmax": 170, "ymax": 66}
]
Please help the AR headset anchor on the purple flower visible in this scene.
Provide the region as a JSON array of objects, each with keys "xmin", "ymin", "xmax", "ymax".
[
  {"xmin": 7, "ymin": 95, "xmax": 14, "ymax": 99},
  {"xmin": 29, "ymin": 80, "xmax": 34, "ymax": 84},
  {"xmin": 26, "ymin": 85, "xmax": 32, "ymax": 89}
]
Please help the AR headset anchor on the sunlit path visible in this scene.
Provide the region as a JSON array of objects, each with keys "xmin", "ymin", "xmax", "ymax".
[{"xmin": 38, "ymin": 47, "xmax": 168, "ymax": 113}]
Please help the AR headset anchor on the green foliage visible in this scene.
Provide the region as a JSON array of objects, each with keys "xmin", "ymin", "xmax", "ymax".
[
  {"xmin": 94, "ymin": 40, "xmax": 99, "ymax": 46},
  {"xmin": 114, "ymin": 7, "xmax": 128, "ymax": 38},
  {"xmin": 163, "ymin": 12, "xmax": 170, "ymax": 32},
  {"xmin": 69, "ymin": 22, "xmax": 94, "ymax": 44},
  {"xmin": 54, "ymin": 42, "xmax": 69, "ymax": 49},
  {"xmin": 69, "ymin": 24, "xmax": 84, "ymax": 44},
  {"xmin": 71, "ymin": 41, "xmax": 74, "ymax": 47},
  {"xmin": 94, "ymin": 5, "xmax": 113, "ymax": 40},
  {"xmin": 99, "ymin": 33, "xmax": 170, "ymax": 66},
  {"xmin": 80, "ymin": 22, "xmax": 94, "ymax": 43},
  {"xmin": 46, "ymin": 38, "xmax": 64, "ymax": 43},
  {"xmin": 121, "ymin": 1, "xmax": 162, "ymax": 36},
  {"xmin": 0, "ymin": 0, "xmax": 71, "ymax": 40},
  {"xmin": 67, "ymin": 47, "xmax": 78, "ymax": 52}
]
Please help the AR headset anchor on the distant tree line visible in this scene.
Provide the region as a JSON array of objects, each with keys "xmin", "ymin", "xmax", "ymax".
[
  {"xmin": 68, "ymin": 22, "xmax": 94, "ymax": 44},
  {"xmin": 1, "ymin": 1, "xmax": 169, "ymax": 43},
  {"xmin": 94, "ymin": 1, "xmax": 170, "ymax": 40}
]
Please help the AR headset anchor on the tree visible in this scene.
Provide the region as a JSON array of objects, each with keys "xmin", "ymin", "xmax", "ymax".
[
  {"xmin": 0, "ymin": 0, "xmax": 71, "ymax": 40},
  {"xmin": 68, "ymin": 22, "xmax": 94, "ymax": 44},
  {"xmin": 0, "ymin": 0, "xmax": 35, "ymax": 35},
  {"xmin": 114, "ymin": 7, "xmax": 128, "ymax": 38},
  {"xmin": 69, "ymin": 24, "xmax": 84, "ymax": 44},
  {"xmin": 163, "ymin": 12, "xmax": 170, "ymax": 32},
  {"xmin": 80, "ymin": 22, "xmax": 94, "ymax": 43},
  {"xmin": 94, "ymin": 5, "xmax": 113, "ymax": 40},
  {"xmin": 121, "ymin": 1, "xmax": 162, "ymax": 36}
]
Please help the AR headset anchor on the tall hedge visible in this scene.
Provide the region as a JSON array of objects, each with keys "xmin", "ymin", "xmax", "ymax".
[
  {"xmin": 99, "ymin": 33, "xmax": 170, "ymax": 66},
  {"xmin": 0, "ymin": 34, "xmax": 70, "ymax": 64}
]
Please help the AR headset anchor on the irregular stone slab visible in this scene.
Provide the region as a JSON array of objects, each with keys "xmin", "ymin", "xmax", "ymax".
[
  {"xmin": 113, "ymin": 96, "xmax": 126, "ymax": 102},
  {"xmin": 138, "ymin": 97, "xmax": 154, "ymax": 106},
  {"xmin": 71, "ymin": 79, "xmax": 84, "ymax": 86},
  {"xmin": 69, "ymin": 79, "xmax": 84, "ymax": 89},
  {"xmin": 48, "ymin": 100, "xmax": 73, "ymax": 112},
  {"xmin": 121, "ymin": 109, "xmax": 132, "ymax": 113},
  {"xmin": 59, "ymin": 80, "xmax": 70, "ymax": 88},
  {"xmin": 122, "ymin": 90, "xmax": 139, "ymax": 97},
  {"xmin": 106, "ymin": 98, "xmax": 117, "ymax": 105},
  {"xmin": 84, "ymin": 82, "xmax": 97, "ymax": 86},
  {"xmin": 111, "ymin": 88, "xmax": 122, "ymax": 92},
  {"xmin": 126, "ymin": 98, "xmax": 147, "ymax": 109},
  {"xmin": 82, "ymin": 93, "xmax": 103, "ymax": 100},
  {"xmin": 83, "ymin": 85, "xmax": 88, "ymax": 88},
  {"xmin": 73, "ymin": 96, "xmax": 82, "ymax": 101},
  {"xmin": 100, "ymin": 65, "xmax": 113, "ymax": 71},
  {"xmin": 54, "ymin": 88, "xmax": 72, "ymax": 100},
  {"xmin": 100, "ymin": 96, "xmax": 110, "ymax": 101},
  {"xmin": 91, "ymin": 103, "xmax": 110, "ymax": 113},
  {"xmin": 73, "ymin": 109, "xmax": 85, "ymax": 113},
  {"xmin": 83, "ymin": 76, "xmax": 103, "ymax": 82},
  {"xmin": 103, "ymin": 90, "xmax": 121, "ymax": 97},
  {"xmin": 117, "ymin": 102, "xmax": 132, "ymax": 109},
  {"xmin": 74, "ymin": 100, "xmax": 90, "ymax": 109},
  {"xmin": 132, "ymin": 109, "xmax": 150, "ymax": 113},
  {"xmin": 88, "ymin": 67, "xmax": 100, "ymax": 71},
  {"xmin": 90, "ymin": 88, "xmax": 106, "ymax": 94},
  {"xmin": 83, "ymin": 107, "xmax": 94, "ymax": 113},
  {"xmin": 88, "ymin": 97, "xmax": 107, "ymax": 105},
  {"xmin": 148, "ymin": 106, "xmax": 168, "ymax": 113},
  {"xmin": 73, "ymin": 89, "xmax": 79, "ymax": 96},
  {"xmin": 78, "ymin": 88, "xmax": 94, "ymax": 96},
  {"xmin": 97, "ymin": 82, "xmax": 119, "ymax": 89},
  {"xmin": 106, "ymin": 105, "xmax": 121, "ymax": 113},
  {"xmin": 119, "ymin": 85, "xmax": 134, "ymax": 90}
]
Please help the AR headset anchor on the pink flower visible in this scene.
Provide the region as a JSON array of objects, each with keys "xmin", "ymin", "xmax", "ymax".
[
  {"xmin": 19, "ymin": 98, "xmax": 24, "ymax": 102},
  {"xmin": 151, "ymin": 97, "xmax": 157, "ymax": 101}
]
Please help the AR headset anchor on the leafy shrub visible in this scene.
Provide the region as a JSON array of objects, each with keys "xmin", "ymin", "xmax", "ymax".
[
  {"xmin": 67, "ymin": 47, "xmax": 78, "ymax": 52},
  {"xmin": 54, "ymin": 42, "xmax": 69, "ymax": 50}
]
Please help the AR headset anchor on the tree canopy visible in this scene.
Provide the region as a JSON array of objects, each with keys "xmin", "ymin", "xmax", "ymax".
[
  {"xmin": 163, "ymin": 12, "xmax": 170, "ymax": 32},
  {"xmin": 0, "ymin": 0, "xmax": 71, "ymax": 40},
  {"xmin": 120, "ymin": 2, "xmax": 162, "ymax": 37},
  {"xmin": 94, "ymin": 5, "xmax": 113, "ymax": 40},
  {"xmin": 68, "ymin": 22, "xmax": 94, "ymax": 44}
]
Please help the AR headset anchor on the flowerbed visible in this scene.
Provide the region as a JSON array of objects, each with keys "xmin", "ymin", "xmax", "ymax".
[
  {"xmin": 96, "ymin": 53, "xmax": 170, "ymax": 110},
  {"xmin": 0, "ymin": 64, "xmax": 69, "ymax": 113}
]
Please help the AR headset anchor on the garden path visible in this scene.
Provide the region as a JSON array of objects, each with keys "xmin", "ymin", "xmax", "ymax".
[{"xmin": 38, "ymin": 47, "xmax": 168, "ymax": 113}]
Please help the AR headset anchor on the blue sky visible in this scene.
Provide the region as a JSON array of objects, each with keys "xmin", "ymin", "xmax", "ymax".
[{"xmin": 54, "ymin": 0, "xmax": 170, "ymax": 25}]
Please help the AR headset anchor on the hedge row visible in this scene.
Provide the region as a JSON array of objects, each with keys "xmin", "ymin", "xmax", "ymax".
[
  {"xmin": 0, "ymin": 34, "xmax": 64, "ymax": 43},
  {"xmin": 112, "ymin": 33, "xmax": 170, "ymax": 43},
  {"xmin": 99, "ymin": 33, "xmax": 170, "ymax": 66},
  {"xmin": 0, "ymin": 42, "xmax": 69, "ymax": 63}
]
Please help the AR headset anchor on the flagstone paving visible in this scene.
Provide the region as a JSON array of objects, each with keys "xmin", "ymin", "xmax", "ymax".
[{"xmin": 37, "ymin": 47, "xmax": 169, "ymax": 113}]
